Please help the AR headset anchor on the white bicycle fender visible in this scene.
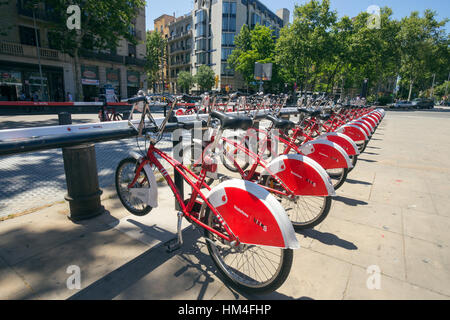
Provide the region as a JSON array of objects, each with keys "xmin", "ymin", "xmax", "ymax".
[
  {"xmin": 300, "ymin": 139, "xmax": 353, "ymax": 169},
  {"xmin": 261, "ymin": 154, "xmax": 336, "ymax": 196},
  {"xmin": 319, "ymin": 132, "xmax": 360, "ymax": 156},
  {"xmin": 206, "ymin": 179, "xmax": 300, "ymax": 249}
]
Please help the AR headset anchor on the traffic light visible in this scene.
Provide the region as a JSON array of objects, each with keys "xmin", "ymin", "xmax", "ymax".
[{"xmin": 215, "ymin": 75, "xmax": 219, "ymax": 88}]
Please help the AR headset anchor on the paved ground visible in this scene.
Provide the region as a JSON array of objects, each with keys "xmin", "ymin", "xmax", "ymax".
[
  {"xmin": 0, "ymin": 109, "xmax": 449, "ymax": 300},
  {"xmin": 0, "ymin": 113, "xmax": 172, "ymax": 218}
]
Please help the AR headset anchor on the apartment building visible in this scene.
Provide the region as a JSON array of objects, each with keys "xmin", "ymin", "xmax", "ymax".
[
  {"xmin": 192, "ymin": 0, "xmax": 289, "ymax": 92},
  {"xmin": 0, "ymin": 0, "xmax": 147, "ymax": 102},
  {"xmin": 153, "ymin": 14, "xmax": 176, "ymax": 92},
  {"xmin": 167, "ymin": 14, "xmax": 193, "ymax": 93}
]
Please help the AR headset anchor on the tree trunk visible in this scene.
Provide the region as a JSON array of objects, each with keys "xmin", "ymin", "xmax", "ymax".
[
  {"xmin": 73, "ymin": 49, "xmax": 83, "ymax": 102},
  {"xmin": 408, "ymin": 79, "xmax": 414, "ymax": 101}
]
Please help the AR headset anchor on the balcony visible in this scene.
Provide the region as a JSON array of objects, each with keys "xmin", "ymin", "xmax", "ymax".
[
  {"xmin": 170, "ymin": 46, "xmax": 192, "ymax": 54},
  {"xmin": 168, "ymin": 30, "xmax": 192, "ymax": 42},
  {"xmin": 125, "ymin": 56, "xmax": 146, "ymax": 67},
  {"xmin": 0, "ymin": 41, "xmax": 60, "ymax": 61},
  {"xmin": 170, "ymin": 60, "xmax": 191, "ymax": 67},
  {"xmin": 79, "ymin": 50, "xmax": 124, "ymax": 64},
  {"xmin": 16, "ymin": 1, "xmax": 58, "ymax": 22}
]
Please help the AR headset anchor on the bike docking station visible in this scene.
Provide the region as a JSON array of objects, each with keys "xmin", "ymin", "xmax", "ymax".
[{"xmin": 0, "ymin": 105, "xmax": 299, "ymax": 223}]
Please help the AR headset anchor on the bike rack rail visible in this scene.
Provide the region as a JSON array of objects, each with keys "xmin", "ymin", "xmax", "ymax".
[{"xmin": 0, "ymin": 107, "xmax": 300, "ymax": 221}]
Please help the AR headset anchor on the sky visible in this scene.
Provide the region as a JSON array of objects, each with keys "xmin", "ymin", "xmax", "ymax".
[{"xmin": 145, "ymin": 0, "xmax": 450, "ymax": 31}]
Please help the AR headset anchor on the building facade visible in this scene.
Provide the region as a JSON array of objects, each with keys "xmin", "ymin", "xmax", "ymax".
[
  {"xmin": 167, "ymin": 14, "xmax": 193, "ymax": 93},
  {"xmin": 192, "ymin": 0, "xmax": 289, "ymax": 92},
  {"xmin": 153, "ymin": 14, "xmax": 176, "ymax": 93},
  {"xmin": 0, "ymin": 0, "xmax": 147, "ymax": 102}
]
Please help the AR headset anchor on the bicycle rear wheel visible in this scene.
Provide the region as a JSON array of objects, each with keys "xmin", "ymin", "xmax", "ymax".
[
  {"xmin": 348, "ymin": 155, "xmax": 358, "ymax": 172},
  {"xmin": 326, "ymin": 167, "xmax": 348, "ymax": 190},
  {"xmin": 204, "ymin": 208, "xmax": 293, "ymax": 294},
  {"xmin": 265, "ymin": 175, "xmax": 332, "ymax": 230},
  {"xmin": 115, "ymin": 157, "xmax": 153, "ymax": 216}
]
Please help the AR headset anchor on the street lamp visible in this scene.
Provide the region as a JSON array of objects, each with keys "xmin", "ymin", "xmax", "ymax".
[{"xmin": 32, "ymin": 3, "xmax": 45, "ymax": 101}]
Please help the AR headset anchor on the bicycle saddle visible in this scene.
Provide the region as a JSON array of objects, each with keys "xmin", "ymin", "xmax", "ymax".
[
  {"xmin": 264, "ymin": 114, "xmax": 296, "ymax": 130},
  {"xmin": 319, "ymin": 114, "xmax": 331, "ymax": 121},
  {"xmin": 210, "ymin": 111, "xmax": 253, "ymax": 130},
  {"xmin": 298, "ymin": 108, "xmax": 321, "ymax": 117}
]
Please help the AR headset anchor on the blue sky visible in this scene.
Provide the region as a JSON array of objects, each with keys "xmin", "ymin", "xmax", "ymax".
[{"xmin": 145, "ymin": 0, "xmax": 449, "ymax": 30}]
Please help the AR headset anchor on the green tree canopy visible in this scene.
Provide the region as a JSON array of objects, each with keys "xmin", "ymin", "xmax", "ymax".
[
  {"xmin": 40, "ymin": 0, "xmax": 145, "ymax": 100},
  {"xmin": 194, "ymin": 65, "xmax": 215, "ymax": 92},
  {"xmin": 177, "ymin": 71, "xmax": 194, "ymax": 93},
  {"xmin": 145, "ymin": 31, "xmax": 167, "ymax": 90}
]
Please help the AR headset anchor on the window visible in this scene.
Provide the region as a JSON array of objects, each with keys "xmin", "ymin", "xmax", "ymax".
[
  {"xmin": 221, "ymin": 48, "xmax": 233, "ymax": 61},
  {"xmin": 196, "ymin": 22, "xmax": 206, "ymax": 37},
  {"xmin": 251, "ymin": 13, "xmax": 261, "ymax": 27},
  {"xmin": 19, "ymin": 26, "xmax": 40, "ymax": 46},
  {"xmin": 223, "ymin": 1, "xmax": 236, "ymax": 15},
  {"xmin": 222, "ymin": 33, "xmax": 235, "ymax": 46},
  {"xmin": 195, "ymin": 10, "xmax": 206, "ymax": 24},
  {"xmin": 222, "ymin": 1, "xmax": 236, "ymax": 32},
  {"xmin": 197, "ymin": 52, "xmax": 207, "ymax": 64},
  {"xmin": 221, "ymin": 63, "xmax": 234, "ymax": 76},
  {"xmin": 196, "ymin": 38, "xmax": 207, "ymax": 51},
  {"xmin": 222, "ymin": 16, "xmax": 236, "ymax": 32},
  {"xmin": 128, "ymin": 43, "xmax": 136, "ymax": 57}
]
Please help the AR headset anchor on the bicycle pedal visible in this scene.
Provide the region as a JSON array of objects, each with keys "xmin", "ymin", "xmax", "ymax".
[{"xmin": 165, "ymin": 238, "xmax": 182, "ymax": 253}]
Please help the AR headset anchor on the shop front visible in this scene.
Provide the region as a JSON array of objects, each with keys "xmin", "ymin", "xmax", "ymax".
[
  {"xmin": 127, "ymin": 70, "xmax": 140, "ymax": 98},
  {"xmin": 81, "ymin": 65, "xmax": 100, "ymax": 102},
  {"xmin": 0, "ymin": 63, "xmax": 64, "ymax": 102},
  {"xmin": 0, "ymin": 70, "xmax": 22, "ymax": 101},
  {"xmin": 106, "ymin": 68, "xmax": 121, "ymax": 100}
]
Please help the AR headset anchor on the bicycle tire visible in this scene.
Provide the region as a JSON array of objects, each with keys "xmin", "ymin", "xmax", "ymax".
[
  {"xmin": 326, "ymin": 167, "xmax": 348, "ymax": 190},
  {"xmin": 113, "ymin": 113, "xmax": 123, "ymax": 121},
  {"xmin": 348, "ymin": 155, "xmax": 358, "ymax": 172},
  {"xmin": 264, "ymin": 176, "xmax": 332, "ymax": 230},
  {"xmin": 115, "ymin": 157, "xmax": 153, "ymax": 216},
  {"xmin": 204, "ymin": 208, "xmax": 293, "ymax": 294},
  {"xmin": 221, "ymin": 135, "xmax": 250, "ymax": 173}
]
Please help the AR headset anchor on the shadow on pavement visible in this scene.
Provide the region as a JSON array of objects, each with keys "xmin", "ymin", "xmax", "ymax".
[
  {"xmin": 296, "ymin": 229, "xmax": 358, "ymax": 250},
  {"xmin": 344, "ymin": 179, "xmax": 372, "ymax": 186},
  {"xmin": 333, "ymin": 196, "xmax": 368, "ymax": 206},
  {"xmin": 357, "ymin": 158, "xmax": 377, "ymax": 163}
]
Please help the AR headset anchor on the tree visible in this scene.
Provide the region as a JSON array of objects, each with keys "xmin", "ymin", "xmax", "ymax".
[
  {"xmin": 177, "ymin": 71, "xmax": 194, "ymax": 93},
  {"xmin": 276, "ymin": 0, "xmax": 337, "ymax": 92},
  {"xmin": 42, "ymin": 0, "xmax": 145, "ymax": 100},
  {"xmin": 228, "ymin": 24, "xmax": 280, "ymax": 91},
  {"xmin": 194, "ymin": 65, "xmax": 215, "ymax": 92},
  {"xmin": 397, "ymin": 10, "xmax": 449, "ymax": 100},
  {"xmin": 145, "ymin": 31, "xmax": 167, "ymax": 91}
]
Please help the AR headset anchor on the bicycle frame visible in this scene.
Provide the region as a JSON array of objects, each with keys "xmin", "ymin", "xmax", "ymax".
[{"xmin": 128, "ymin": 142, "xmax": 239, "ymax": 244}]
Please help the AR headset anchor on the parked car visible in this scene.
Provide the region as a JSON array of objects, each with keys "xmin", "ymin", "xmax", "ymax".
[
  {"xmin": 390, "ymin": 100, "xmax": 414, "ymax": 109},
  {"xmin": 411, "ymin": 98, "xmax": 434, "ymax": 109}
]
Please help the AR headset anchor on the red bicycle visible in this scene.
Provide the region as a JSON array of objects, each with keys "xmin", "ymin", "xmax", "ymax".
[{"xmin": 115, "ymin": 94, "xmax": 299, "ymax": 294}]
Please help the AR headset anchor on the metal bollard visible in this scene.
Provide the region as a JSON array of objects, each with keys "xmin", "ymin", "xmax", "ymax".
[
  {"xmin": 172, "ymin": 131, "xmax": 184, "ymax": 211},
  {"xmin": 59, "ymin": 113, "xmax": 104, "ymax": 222}
]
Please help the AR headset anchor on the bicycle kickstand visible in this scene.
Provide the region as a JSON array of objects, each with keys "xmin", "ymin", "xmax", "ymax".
[{"xmin": 166, "ymin": 211, "xmax": 184, "ymax": 253}]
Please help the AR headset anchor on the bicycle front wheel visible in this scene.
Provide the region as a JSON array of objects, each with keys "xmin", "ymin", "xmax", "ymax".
[
  {"xmin": 204, "ymin": 208, "xmax": 293, "ymax": 294},
  {"xmin": 115, "ymin": 157, "xmax": 153, "ymax": 216}
]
